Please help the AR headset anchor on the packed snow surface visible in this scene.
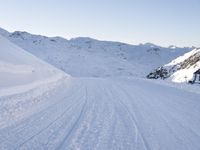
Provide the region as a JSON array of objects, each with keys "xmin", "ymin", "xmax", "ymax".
[{"xmin": 0, "ymin": 77, "xmax": 200, "ymax": 150}]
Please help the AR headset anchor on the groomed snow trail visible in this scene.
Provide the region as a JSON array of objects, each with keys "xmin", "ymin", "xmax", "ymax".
[{"xmin": 0, "ymin": 78, "xmax": 200, "ymax": 150}]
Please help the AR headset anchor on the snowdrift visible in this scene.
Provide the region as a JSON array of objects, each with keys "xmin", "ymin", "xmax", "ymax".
[{"xmin": 0, "ymin": 35, "xmax": 67, "ymax": 97}]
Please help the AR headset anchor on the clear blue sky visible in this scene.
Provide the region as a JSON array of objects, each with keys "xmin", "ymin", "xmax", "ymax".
[{"xmin": 0, "ymin": 0, "xmax": 199, "ymax": 47}]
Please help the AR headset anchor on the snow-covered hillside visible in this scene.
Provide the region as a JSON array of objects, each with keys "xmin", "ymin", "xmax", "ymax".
[
  {"xmin": 147, "ymin": 48, "xmax": 200, "ymax": 83},
  {"xmin": 0, "ymin": 34, "xmax": 67, "ymax": 97},
  {"xmin": 0, "ymin": 27, "xmax": 192, "ymax": 78},
  {"xmin": 168, "ymin": 48, "xmax": 200, "ymax": 82},
  {"xmin": 0, "ymin": 34, "xmax": 68, "ymax": 127},
  {"xmin": 0, "ymin": 28, "xmax": 200, "ymax": 149}
]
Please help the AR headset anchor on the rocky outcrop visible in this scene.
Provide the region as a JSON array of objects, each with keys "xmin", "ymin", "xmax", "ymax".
[
  {"xmin": 147, "ymin": 48, "xmax": 200, "ymax": 82},
  {"xmin": 147, "ymin": 67, "xmax": 169, "ymax": 79}
]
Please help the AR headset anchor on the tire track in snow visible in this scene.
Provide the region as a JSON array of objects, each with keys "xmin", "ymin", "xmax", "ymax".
[
  {"xmin": 60, "ymin": 80, "xmax": 116, "ymax": 150},
  {"xmin": 115, "ymin": 81, "xmax": 200, "ymax": 149},
  {"xmin": 14, "ymin": 100, "xmax": 81, "ymax": 150},
  {"xmin": 14, "ymin": 83, "xmax": 83, "ymax": 135},
  {"xmin": 55, "ymin": 87, "xmax": 88, "ymax": 150},
  {"xmin": 109, "ymin": 83, "xmax": 150, "ymax": 150},
  {"xmin": 12, "ymin": 84, "xmax": 85, "ymax": 150},
  {"xmin": 67, "ymin": 84, "xmax": 106, "ymax": 149},
  {"xmin": 98, "ymin": 84, "xmax": 134, "ymax": 150}
]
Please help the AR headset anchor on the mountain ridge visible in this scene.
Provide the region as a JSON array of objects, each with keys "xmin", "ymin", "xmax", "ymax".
[{"xmin": 0, "ymin": 27, "xmax": 194, "ymax": 78}]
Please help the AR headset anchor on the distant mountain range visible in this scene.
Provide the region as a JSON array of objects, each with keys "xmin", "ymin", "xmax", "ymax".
[{"xmin": 0, "ymin": 27, "xmax": 198, "ymax": 82}]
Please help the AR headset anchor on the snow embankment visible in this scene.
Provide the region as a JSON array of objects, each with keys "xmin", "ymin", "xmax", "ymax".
[
  {"xmin": 0, "ymin": 61, "xmax": 34, "ymax": 74},
  {"xmin": 0, "ymin": 35, "xmax": 68, "ymax": 97}
]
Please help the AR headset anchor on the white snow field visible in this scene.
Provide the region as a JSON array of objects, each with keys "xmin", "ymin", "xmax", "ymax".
[
  {"xmin": 0, "ymin": 77, "xmax": 200, "ymax": 150},
  {"xmin": 0, "ymin": 29, "xmax": 200, "ymax": 150}
]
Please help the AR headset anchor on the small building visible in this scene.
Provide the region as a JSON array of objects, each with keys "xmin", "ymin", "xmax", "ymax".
[{"xmin": 189, "ymin": 69, "xmax": 200, "ymax": 84}]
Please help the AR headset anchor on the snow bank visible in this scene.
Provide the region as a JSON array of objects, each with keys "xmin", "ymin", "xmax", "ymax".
[
  {"xmin": 0, "ymin": 35, "xmax": 68, "ymax": 97},
  {"xmin": 0, "ymin": 61, "xmax": 34, "ymax": 74}
]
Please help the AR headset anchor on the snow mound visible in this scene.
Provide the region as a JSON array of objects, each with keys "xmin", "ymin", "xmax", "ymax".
[{"xmin": 0, "ymin": 35, "xmax": 67, "ymax": 97}]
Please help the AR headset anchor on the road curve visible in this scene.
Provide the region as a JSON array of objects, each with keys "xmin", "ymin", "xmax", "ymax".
[{"xmin": 0, "ymin": 78, "xmax": 200, "ymax": 150}]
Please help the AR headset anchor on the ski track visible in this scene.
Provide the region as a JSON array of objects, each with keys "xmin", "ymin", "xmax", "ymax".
[{"xmin": 0, "ymin": 77, "xmax": 200, "ymax": 150}]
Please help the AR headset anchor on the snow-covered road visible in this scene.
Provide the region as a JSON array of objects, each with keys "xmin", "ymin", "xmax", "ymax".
[{"xmin": 0, "ymin": 78, "xmax": 200, "ymax": 150}]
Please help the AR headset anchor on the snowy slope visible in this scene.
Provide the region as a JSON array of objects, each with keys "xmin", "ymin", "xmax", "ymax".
[
  {"xmin": 0, "ymin": 27, "xmax": 192, "ymax": 78},
  {"xmin": 0, "ymin": 28, "xmax": 200, "ymax": 149},
  {"xmin": 147, "ymin": 48, "xmax": 200, "ymax": 83},
  {"xmin": 0, "ymin": 35, "xmax": 67, "ymax": 97},
  {"xmin": 168, "ymin": 48, "xmax": 200, "ymax": 82}
]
